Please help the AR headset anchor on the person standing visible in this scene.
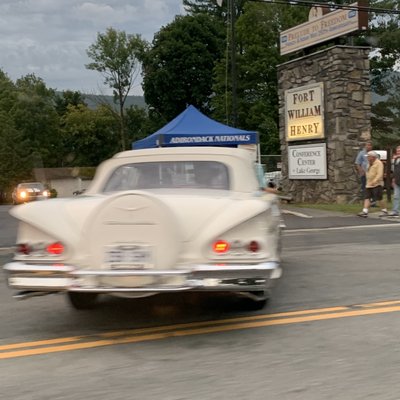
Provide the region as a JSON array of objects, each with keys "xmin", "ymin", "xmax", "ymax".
[
  {"xmin": 355, "ymin": 140, "xmax": 373, "ymax": 199},
  {"xmin": 358, "ymin": 151, "xmax": 388, "ymax": 218},
  {"xmin": 389, "ymin": 145, "xmax": 400, "ymax": 217}
]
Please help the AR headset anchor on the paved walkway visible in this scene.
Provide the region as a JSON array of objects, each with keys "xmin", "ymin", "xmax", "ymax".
[{"xmin": 282, "ymin": 204, "xmax": 400, "ymax": 230}]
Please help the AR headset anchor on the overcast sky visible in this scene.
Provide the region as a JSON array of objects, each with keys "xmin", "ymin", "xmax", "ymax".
[{"xmin": 0, "ymin": 0, "xmax": 185, "ymax": 96}]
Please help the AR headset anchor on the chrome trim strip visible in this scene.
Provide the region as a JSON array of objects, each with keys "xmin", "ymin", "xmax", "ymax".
[
  {"xmin": 69, "ymin": 287, "xmax": 192, "ymax": 293},
  {"xmin": 4, "ymin": 261, "xmax": 282, "ymax": 293},
  {"xmin": 73, "ymin": 269, "xmax": 190, "ymax": 276},
  {"xmin": 192, "ymin": 262, "xmax": 279, "ymax": 272},
  {"xmin": 4, "ymin": 263, "xmax": 73, "ymax": 273}
]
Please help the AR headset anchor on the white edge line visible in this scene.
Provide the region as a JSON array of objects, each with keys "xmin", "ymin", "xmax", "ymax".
[
  {"xmin": 285, "ymin": 223, "xmax": 400, "ymax": 234},
  {"xmin": 281, "ymin": 210, "xmax": 313, "ymax": 218}
]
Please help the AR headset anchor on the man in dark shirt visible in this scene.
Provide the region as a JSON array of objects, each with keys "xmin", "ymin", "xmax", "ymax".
[
  {"xmin": 389, "ymin": 145, "xmax": 400, "ymax": 217},
  {"xmin": 355, "ymin": 141, "xmax": 373, "ymax": 199}
]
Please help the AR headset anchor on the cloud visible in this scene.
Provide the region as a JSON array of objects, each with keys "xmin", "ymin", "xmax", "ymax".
[{"xmin": 0, "ymin": 0, "xmax": 184, "ymax": 95}]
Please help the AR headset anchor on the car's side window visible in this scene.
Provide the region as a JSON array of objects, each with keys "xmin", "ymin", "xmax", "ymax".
[
  {"xmin": 192, "ymin": 162, "xmax": 229, "ymax": 189},
  {"xmin": 103, "ymin": 161, "xmax": 230, "ymax": 192},
  {"xmin": 103, "ymin": 166, "xmax": 140, "ymax": 192}
]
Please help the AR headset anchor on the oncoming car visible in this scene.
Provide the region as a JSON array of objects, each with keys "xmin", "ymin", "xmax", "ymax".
[
  {"xmin": 4, "ymin": 147, "xmax": 282, "ymax": 311},
  {"xmin": 12, "ymin": 182, "xmax": 50, "ymax": 205}
]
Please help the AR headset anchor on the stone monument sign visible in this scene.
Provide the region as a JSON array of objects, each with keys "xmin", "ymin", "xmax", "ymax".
[{"xmin": 278, "ymin": 3, "xmax": 370, "ymax": 203}]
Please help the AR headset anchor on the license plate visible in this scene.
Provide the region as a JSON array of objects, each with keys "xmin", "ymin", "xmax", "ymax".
[{"xmin": 104, "ymin": 244, "xmax": 153, "ymax": 269}]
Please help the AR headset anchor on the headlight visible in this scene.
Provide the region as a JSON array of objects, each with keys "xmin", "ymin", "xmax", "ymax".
[
  {"xmin": 19, "ymin": 191, "xmax": 27, "ymax": 199},
  {"xmin": 43, "ymin": 190, "xmax": 49, "ymax": 197}
]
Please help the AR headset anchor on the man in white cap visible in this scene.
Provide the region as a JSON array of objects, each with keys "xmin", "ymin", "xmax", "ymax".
[{"xmin": 358, "ymin": 151, "xmax": 388, "ymax": 217}]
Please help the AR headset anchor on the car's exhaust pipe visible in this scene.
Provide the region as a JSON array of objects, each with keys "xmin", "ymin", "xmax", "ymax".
[
  {"xmin": 238, "ymin": 290, "xmax": 270, "ymax": 302},
  {"xmin": 13, "ymin": 291, "xmax": 55, "ymax": 300}
]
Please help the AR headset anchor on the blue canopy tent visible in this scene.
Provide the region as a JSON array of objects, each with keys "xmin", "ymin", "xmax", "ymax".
[
  {"xmin": 132, "ymin": 105, "xmax": 259, "ymax": 149},
  {"xmin": 132, "ymin": 105, "xmax": 265, "ymax": 186}
]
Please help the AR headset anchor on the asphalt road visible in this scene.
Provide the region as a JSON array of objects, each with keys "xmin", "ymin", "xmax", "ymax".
[
  {"xmin": 0, "ymin": 205, "xmax": 17, "ymax": 248},
  {"xmin": 1, "ymin": 205, "xmax": 400, "ymax": 399}
]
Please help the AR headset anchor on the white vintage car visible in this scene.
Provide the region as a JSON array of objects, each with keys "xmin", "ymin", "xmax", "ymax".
[{"xmin": 4, "ymin": 146, "xmax": 282, "ymax": 310}]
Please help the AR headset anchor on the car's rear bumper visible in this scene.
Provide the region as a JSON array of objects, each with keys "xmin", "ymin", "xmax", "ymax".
[{"xmin": 4, "ymin": 262, "xmax": 282, "ymax": 294}]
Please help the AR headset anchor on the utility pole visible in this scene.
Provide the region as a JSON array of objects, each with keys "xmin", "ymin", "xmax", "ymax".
[
  {"xmin": 229, "ymin": 0, "xmax": 238, "ymax": 127},
  {"xmin": 217, "ymin": 0, "xmax": 238, "ymax": 127}
]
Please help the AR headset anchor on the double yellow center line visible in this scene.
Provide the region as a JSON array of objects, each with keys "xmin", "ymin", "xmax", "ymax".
[{"xmin": 2, "ymin": 299, "xmax": 400, "ymax": 360}]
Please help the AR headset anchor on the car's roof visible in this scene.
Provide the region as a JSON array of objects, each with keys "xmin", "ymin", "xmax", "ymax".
[
  {"xmin": 87, "ymin": 146, "xmax": 259, "ymax": 194},
  {"xmin": 112, "ymin": 146, "xmax": 255, "ymax": 161},
  {"xmin": 18, "ymin": 182, "xmax": 43, "ymax": 187}
]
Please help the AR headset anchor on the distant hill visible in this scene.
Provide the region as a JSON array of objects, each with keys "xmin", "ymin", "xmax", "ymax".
[{"xmin": 82, "ymin": 94, "xmax": 146, "ymax": 110}]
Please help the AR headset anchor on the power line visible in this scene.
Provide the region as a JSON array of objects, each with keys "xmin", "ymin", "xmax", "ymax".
[{"xmin": 251, "ymin": 0, "xmax": 400, "ymax": 15}]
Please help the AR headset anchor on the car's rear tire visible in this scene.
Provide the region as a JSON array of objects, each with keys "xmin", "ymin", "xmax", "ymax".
[
  {"xmin": 241, "ymin": 297, "xmax": 268, "ymax": 311},
  {"xmin": 67, "ymin": 292, "xmax": 99, "ymax": 310}
]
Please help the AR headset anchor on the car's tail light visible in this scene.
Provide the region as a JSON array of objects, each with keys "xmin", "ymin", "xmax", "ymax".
[
  {"xmin": 247, "ymin": 240, "xmax": 260, "ymax": 252},
  {"xmin": 213, "ymin": 240, "xmax": 230, "ymax": 253},
  {"xmin": 16, "ymin": 243, "xmax": 31, "ymax": 255},
  {"xmin": 46, "ymin": 242, "xmax": 64, "ymax": 255}
]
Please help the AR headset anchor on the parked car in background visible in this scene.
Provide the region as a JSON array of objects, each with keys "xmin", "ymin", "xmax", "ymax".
[
  {"xmin": 11, "ymin": 182, "xmax": 50, "ymax": 205},
  {"xmin": 72, "ymin": 189, "xmax": 86, "ymax": 196},
  {"xmin": 4, "ymin": 147, "xmax": 282, "ymax": 311},
  {"xmin": 374, "ymin": 150, "xmax": 391, "ymax": 182},
  {"xmin": 374, "ymin": 150, "xmax": 387, "ymax": 162},
  {"xmin": 264, "ymin": 171, "xmax": 282, "ymax": 190}
]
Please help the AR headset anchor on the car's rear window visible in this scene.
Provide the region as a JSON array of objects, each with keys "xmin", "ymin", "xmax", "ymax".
[{"xmin": 103, "ymin": 161, "xmax": 230, "ymax": 192}]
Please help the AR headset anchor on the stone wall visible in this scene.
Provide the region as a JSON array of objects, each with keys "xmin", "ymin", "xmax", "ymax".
[{"xmin": 278, "ymin": 45, "xmax": 371, "ymax": 203}]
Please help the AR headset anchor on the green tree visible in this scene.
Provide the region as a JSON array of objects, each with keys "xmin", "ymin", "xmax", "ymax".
[
  {"xmin": 141, "ymin": 13, "xmax": 225, "ymax": 120},
  {"xmin": 0, "ymin": 70, "xmax": 34, "ymax": 198},
  {"xmin": 0, "ymin": 70, "xmax": 17, "ymax": 113},
  {"xmin": 55, "ymin": 90, "xmax": 87, "ymax": 116},
  {"xmin": 368, "ymin": 0, "xmax": 400, "ymax": 72},
  {"xmin": 212, "ymin": 1, "xmax": 308, "ymax": 154},
  {"xmin": 86, "ymin": 27, "xmax": 148, "ymax": 151},
  {"xmin": 10, "ymin": 74, "xmax": 61, "ymax": 168},
  {"xmin": 371, "ymin": 71, "xmax": 400, "ymax": 147},
  {"xmin": 61, "ymin": 103, "xmax": 120, "ymax": 166},
  {"xmin": 0, "ymin": 112, "xmax": 33, "ymax": 198},
  {"xmin": 364, "ymin": 1, "xmax": 400, "ymax": 147},
  {"xmin": 183, "ymin": 0, "xmax": 248, "ymax": 18},
  {"xmin": 184, "ymin": 0, "xmax": 224, "ymax": 15},
  {"xmin": 125, "ymin": 105, "xmax": 167, "ymax": 146}
]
